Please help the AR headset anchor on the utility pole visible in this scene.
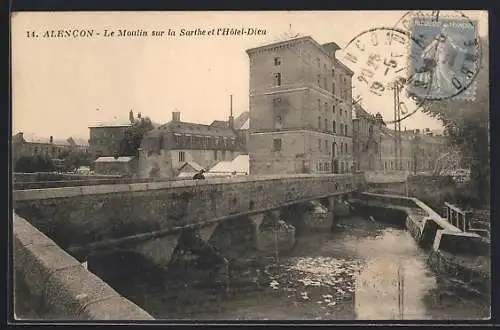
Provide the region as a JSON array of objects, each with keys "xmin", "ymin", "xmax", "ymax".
[{"xmin": 393, "ymin": 82, "xmax": 402, "ymax": 171}]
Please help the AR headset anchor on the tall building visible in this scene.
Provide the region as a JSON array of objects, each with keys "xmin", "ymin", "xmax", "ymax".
[{"xmin": 246, "ymin": 36, "xmax": 354, "ymax": 175}]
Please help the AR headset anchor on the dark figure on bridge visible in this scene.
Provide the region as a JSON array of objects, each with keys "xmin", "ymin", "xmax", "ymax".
[{"xmin": 193, "ymin": 169, "xmax": 206, "ymax": 180}]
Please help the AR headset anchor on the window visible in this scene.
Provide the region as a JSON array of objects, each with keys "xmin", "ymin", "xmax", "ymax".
[
  {"xmin": 332, "ymin": 82, "xmax": 336, "ymax": 95},
  {"xmin": 175, "ymin": 135, "xmax": 181, "ymax": 145},
  {"xmin": 324, "ymin": 102, "xmax": 328, "ymax": 112},
  {"xmin": 317, "ymin": 74, "xmax": 321, "ymax": 85},
  {"xmin": 345, "ymin": 142, "xmax": 349, "ymax": 154},
  {"xmin": 332, "ymin": 68, "xmax": 335, "ymax": 76},
  {"xmin": 341, "ymin": 143, "xmax": 344, "ymax": 155},
  {"xmin": 325, "ymin": 163, "xmax": 330, "ymax": 172},
  {"xmin": 324, "ymin": 140, "xmax": 328, "ymax": 151},
  {"xmin": 214, "ymin": 150, "xmax": 218, "ymax": 160},
  {"xmin": 345, "ymin": 126, "xmax": 348, "ymax": 136},
  {"xmin": 340, "ymin": 123, "xmax": 344, "ymax": 135},
  {"xmin": 178, "ymin": 151, "xmax": 185, "ymax": 162},
  {"xmin": 318, "ymin": 139, "xmax": 321, "ymax": 150},
  {"xmin": 317, "ymin": 58, "xmax": 320, "ymax": 68},
  {"xmin": 340, "ymin": 109, "xmax": 343, "ymax": 116},
  {"xmin": 333, "ymin": 120, "xmax": 336, "ymax": 133},
  {"xmin": 274, "ymin": 57, "xmax": 281, "ymax": 66},
  {"xmin": 274, "ymin": 73, "xmax": 281, "ymax": 86},
  {"xmin": 275, "ymin": 115, "xmax": 282, "ymax": 129},
  {"xmin": 318, "ymin": 116, "xmax": 322, "ymax": 129},
  {"xmin": 317, "ymin": 99, "xmax": 321, "ymax": 111},
  {"xmin": 273, "ymin": 138, "xmax": 282, "ymax": 151},
  {"xmin": 332, "ymin": 105, "xmax": 336, "ymax": 114},
  {"xmin": 323, "ymin": 63, "xmax": 327, "ymax": 71},
  {"xmin": 324, "ymin": 118, "xmax": 328, "ymax": 131},
  {"xmin": 323, "ymin": 77, "xmax": 327, "ymax": 89}
]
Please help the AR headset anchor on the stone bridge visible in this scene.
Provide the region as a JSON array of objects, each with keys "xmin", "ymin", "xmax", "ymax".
[{"xmin": 14, "ymin": 173, "xmax": 364, "ymax": 268}]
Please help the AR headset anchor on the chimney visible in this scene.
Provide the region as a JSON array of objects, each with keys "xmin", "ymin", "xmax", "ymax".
[
  {"xmin": 228, "ymin": 95, "xmax": 235, "ymax": 129},
  {"xmin": 19, "ymin": 132, "xmax": 24, "ymax": 141},
  {"xmin": 50, "ymin": 136, "xmax": 53, "ymax": 143},
  {"xmin": 172, "ymin": 111, "xmax": 181, "ymax": 122}
]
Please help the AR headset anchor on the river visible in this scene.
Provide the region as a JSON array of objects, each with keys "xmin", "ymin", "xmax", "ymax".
[{"xmin": 114, "ymin": 215, "xmax": 490, "ymax": 321}]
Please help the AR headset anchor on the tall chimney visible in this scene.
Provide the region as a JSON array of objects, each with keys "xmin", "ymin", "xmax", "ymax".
[
  {"xmin": 228, "ymin": 95, "xmax": 235, "ymax": 129},
  {"xmin": 172, "ymin": 111, "xmax": 181, "ymax": 122},
  {"xmin": 50, "ymin": 136, "xmax": 53, "ymax": 144}
]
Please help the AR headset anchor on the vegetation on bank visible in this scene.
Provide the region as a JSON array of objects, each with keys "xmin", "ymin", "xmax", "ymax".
[{"xmin": 417, "ymin": 38, "xmax": 490, "ymax": 209}]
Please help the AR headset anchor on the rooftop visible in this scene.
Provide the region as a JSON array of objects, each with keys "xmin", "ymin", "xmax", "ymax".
[{"xmin": 94, "ymin": 156, "xmax": 135, "ymax": 163}]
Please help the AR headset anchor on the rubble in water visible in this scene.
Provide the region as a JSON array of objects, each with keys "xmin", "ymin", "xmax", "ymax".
[{"xmin": 263, "ymin": 256, "xmax": 365, "ymax": 307}]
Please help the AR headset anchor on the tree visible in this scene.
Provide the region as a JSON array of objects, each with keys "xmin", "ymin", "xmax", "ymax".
[
  {"xmin": 118, "ymin": 115, "xmax": 154, "ymax": 157},
  {"xmin": 417, "ymin": 38, "xmax": 489, "ymax": 208},
  {"xmin": 14, "ymin": 155, "xmax": 55, "ymax": 173}
]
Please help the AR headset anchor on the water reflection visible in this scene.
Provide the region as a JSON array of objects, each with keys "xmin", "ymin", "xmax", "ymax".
[
  {"xmin": 112, "ymin": 215, "xmax": 489, "ymax": 320},
  {"xmin": 353, "ymin": 229, "xmax": 437, "ymax": 320}
]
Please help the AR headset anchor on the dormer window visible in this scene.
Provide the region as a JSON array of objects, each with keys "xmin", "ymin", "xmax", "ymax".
[{"xmin": 274, "ymin": 57, "xmax": 281, "ymax": 66}]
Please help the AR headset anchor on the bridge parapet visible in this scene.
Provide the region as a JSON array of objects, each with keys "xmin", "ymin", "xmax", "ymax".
[
  {"xmin": 14, "ymin": 174, "xmax": 358, "ymax": 250},
  {"xmin": 13, "ymin": 214, "xmax": 153, "ymax": 320}
]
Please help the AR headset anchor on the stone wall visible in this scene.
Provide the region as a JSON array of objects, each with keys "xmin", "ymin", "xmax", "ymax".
[
  {"xmin": 14, "ymin": 172, "xmax": 121, "ymax": 184},
  {"xmin": 13, "ymin": 214, "xmax": 153, "ymax": 320},
  {"xmin": 14, "ymin": 174, "xmax": 358, "ymax": 252}
]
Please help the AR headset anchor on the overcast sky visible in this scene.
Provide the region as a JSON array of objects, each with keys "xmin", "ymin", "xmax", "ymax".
[{"xmin": 12, "ymin": 10, "xmax": 488, "ymax": 140}]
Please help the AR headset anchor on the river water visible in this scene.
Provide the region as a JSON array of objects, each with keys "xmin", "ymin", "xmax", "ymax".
[{"xmin": 116, "ymin": 215, "xmax": 490, "ymax": 321}]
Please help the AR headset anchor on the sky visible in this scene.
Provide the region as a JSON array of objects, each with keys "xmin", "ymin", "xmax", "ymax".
[{"xmin": 11, "ymin": 10, "xmax": 488, "ymax": 140}]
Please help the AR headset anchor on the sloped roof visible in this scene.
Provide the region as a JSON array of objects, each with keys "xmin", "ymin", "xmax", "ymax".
[
  {"xmin": 234, "ymin": 112, "xmax": 249, "ymax": 130},
  {"xmin": 154, "ymin": 121, "xmax": 238, "ymax": 137},
  {"xmin": 210, "ymin": 120, "xmax": 228, "ymax": 128},
  {"xmin": 209, "ymin": 155, "xmax": 249, "ymax": 173},
  {"xmin": 95, "ymin": 156, "xmax": 135, "ymax": 163},
  {"xmin": 177, "ymin": 160, "xmax": 204, "ymax": 172}
]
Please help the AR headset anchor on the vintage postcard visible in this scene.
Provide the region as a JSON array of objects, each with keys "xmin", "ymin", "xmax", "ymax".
[{"xmin": 11, "ymin": 10, "xmax": 490, "ymax": 322}]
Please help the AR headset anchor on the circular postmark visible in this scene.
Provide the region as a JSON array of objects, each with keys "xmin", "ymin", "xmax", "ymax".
[
  {"xmin": 337, "ymin": 27, "xmax": 428, "ymax": 125},
  {"xmin": 394, "ymin": 10, "xmax": 482, "ymax": 101}
]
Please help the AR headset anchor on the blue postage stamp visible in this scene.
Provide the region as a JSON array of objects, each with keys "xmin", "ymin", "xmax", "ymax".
[{"xmin": 408, "ymin": 16, "xmax": 479, "ymax": 101}]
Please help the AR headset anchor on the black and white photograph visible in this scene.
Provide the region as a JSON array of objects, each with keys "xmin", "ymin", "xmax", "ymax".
[{"xmin": 10, "ymin": 10, "xmax": 490, "ymax": 321}]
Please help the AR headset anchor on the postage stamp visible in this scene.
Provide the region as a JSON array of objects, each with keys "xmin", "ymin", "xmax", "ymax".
[{"xmin": 407, "ymin": 16, "xmax": 480, "ymax": 101}]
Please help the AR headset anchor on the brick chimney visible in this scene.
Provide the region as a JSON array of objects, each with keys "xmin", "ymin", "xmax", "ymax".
[
  {"xmin": 50, "ymin": 136, "xmax": 53, "ymax": 143},
  {"xmin": 172, "ymin": 111, "xmax": 181, "ymax": 122},
  {"xmin": 18, "ymin": 132, "xmax": 24, "ymax": 141},
  {"xmin": 228, "ymin": 95, "xmax": 235, "ymax": 129}
]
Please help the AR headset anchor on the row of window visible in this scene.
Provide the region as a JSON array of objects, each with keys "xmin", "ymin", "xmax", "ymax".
[
  {"xmin": 317, "ymin": 117, "xmax": 349, "ymax": 136},
  {"xmin": 178, "ymin": 150, "xmax": 228, "ymax": 162},
  {"xmin": 273, "ymin": 71, "xmax": 349, "ymax": 101},
  {"xmin": 173, "ymin": 134, "xmax": 239, "ymax": 149},
  {"xmin": 317, "ymin": 139, "xmax": 350, "ymax": 155},
  {"xmin": 272, "ymin": 137, "xmax": 350, "ymax": 156},
  {"xmin": 316, "ymin": 99, "xmax": 349, "ymax": 118},
  {"xmin": 315, "ymin": 161, "xmax": 351, "ymax": 173}
]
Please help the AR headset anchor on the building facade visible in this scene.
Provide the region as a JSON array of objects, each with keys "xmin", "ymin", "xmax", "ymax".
[
  {"xmin": 88, "ymin": 122, "xmax": 131, "ymax": 160},
  {"xmin": 139, "ymin": 111, "xmax": 246, "ymax": 178},
  {"xmin": 378, "ymin": 127, "xmax": 448, "ymax": 173},
  {"xmin": 352, "ymin": 105, "xmax": 384, "ymax": 171},
  {"xmin": 246, "ymin": 36, "xmax": 354, "ymax": 175},
  {"xmin": 12, "ymin": 132, "xmax": 89, "ymax": 167}
]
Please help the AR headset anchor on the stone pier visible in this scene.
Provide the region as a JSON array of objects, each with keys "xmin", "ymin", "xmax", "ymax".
[{"xmin": 249, "ymin": 211, "xmax": 296, "ymax": 254}]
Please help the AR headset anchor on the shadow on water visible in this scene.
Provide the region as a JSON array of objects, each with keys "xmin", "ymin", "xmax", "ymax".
[{"xmin": 88, "ymin": 213, "xmax": 490, "ymax": 320}]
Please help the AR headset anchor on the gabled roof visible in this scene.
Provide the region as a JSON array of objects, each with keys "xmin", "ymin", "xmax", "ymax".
[
  {"xmin": 209, "ymin": 155, "xmax": 249, "ymax": 173},
  {"xmin": 177, "ymin": 160, "xmax": 204, "ymax": 172}
]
